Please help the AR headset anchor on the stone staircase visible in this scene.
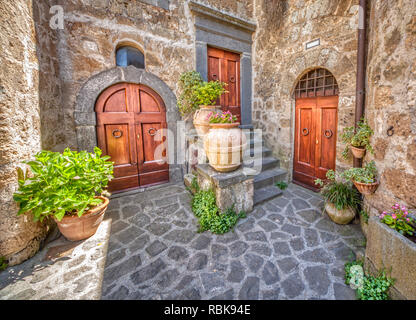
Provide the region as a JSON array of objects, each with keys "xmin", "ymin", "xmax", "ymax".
[{"xmin": 244, "ymin": 136, "xmax": 288, "ymax": 205}]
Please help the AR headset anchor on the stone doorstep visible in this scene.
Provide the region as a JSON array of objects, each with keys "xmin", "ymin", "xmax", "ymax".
[{"xmin": 365, "ymin": 217, "xmax": 416, "ymax": 300}]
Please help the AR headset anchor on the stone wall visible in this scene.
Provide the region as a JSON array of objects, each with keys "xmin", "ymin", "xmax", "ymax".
[
  {"xmin": 0, "ymin": 0, "xmax": 48, "ymax": 265},
  {"xmin": 252, "ymin": 0, "xmax": 359, "ymax": 173},
  {"xmin": 363, "ymin": 0, "xmax": 416, "ymax": 215}
]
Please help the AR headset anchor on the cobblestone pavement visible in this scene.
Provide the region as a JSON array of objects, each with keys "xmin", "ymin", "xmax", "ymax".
[
  {"xmin": 0, "ymin": 183, "xmax": 365, "ymax": 300},
  {"xmin": 101, "ymin": 183, "xmax": 364, "ymax": 300}
]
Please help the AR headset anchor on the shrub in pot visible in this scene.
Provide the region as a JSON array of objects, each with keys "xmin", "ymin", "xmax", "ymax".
[
  {"xmin": 342, "ymin": 161, "xmax": 379, "ymax": 195},
  {"xmin": 341, "ymin": 118, "xmax": 374, "ymax": 159},
  {"xmin": 13, "ymin": 147, "xmax": 114, "ymax": 241},
  {"xmin": 177, "ymin": 70, "xmax": 227, "ymax": 138},
  {"xmin": 204, "ymin": 111, "xmax": 247, "ymax": 172},
  {"xmin": 315, "ymin": 170, "xmax": 361, "ymax": 225}
]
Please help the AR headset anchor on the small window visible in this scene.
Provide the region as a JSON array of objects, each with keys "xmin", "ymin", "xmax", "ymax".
[
  {"xmin": 116, "ymin": 46, "xmax": 145, "ymax": 69},
  {"xmin": 294, "ymin": 68, "xmax": 338, "ymax": 99}
]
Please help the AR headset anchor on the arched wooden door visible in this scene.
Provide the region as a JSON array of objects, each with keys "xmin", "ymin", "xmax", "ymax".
[
  {"xmin": 95, "ymin": 83, "xmax": 169, "ymax": 193},
  {"xmin": 293, "ymin": 69, "xmax": 339, "ymax": 191}
]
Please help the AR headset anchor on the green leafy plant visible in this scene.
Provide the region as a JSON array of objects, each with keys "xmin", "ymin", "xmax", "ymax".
[
  {"xmin": 315, "ymin": 170, "xmax": 361, "ymax": 211},
  {"xmin": 177, "ymin": 71, "xmax": 204, "ymax": 118},
  {"xmin": 275, "ymin": 181, "xmax": 288, "ymax": 190},
  {"xmin": 0, "ymin": 257, "xmax": 8, "ymax": 272},
  {"xmin": 360, "ymin": 209, "xmax": 369, "ymax": 224},
  {"xmin": 344, "ymin": 258, "xmax": 394, "ymax": 300},
  {"xmin": 196, "ymin": 80, "xmax": 227, "ymax": 106},
  {"xmin": 191, "ymin": 188, "xmax": 246, "ymax": 234},
  {"xmin": 208, "ymin": 110, "xmax": 238, "ymax": 124},
  {"xmin": 177, "ymin": 71, "xmax": 227, "ymax": 118},
  {"xmin": 342, "ymin": 160, "xmax": 378, "ymax": 184},
  {"xmin": 357, "ymin": 270, "xmax": 394, "ymax": 300},
  {"xmin": 341, "ymin": 118, "xmax": 374, "ymax": 159},
  {"xmin": 13, "ymin": 147, "xmax": 114, "ymax": 222},
  {"xmin": 379, "ymin": 204, "xmax": 415, "ymax": 237}
]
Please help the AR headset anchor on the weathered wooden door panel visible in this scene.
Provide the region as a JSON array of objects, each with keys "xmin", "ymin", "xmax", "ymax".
[
  {"xmin": 315, "ymin": 96, "xmax": 338, "ymax": 180},
  {"xmin": 96, "ymin": 83, "xmax": 169, "ymax": 193},
  {"xmin": 293, "ymin": 96, "xmax": 338, "ymax": 190},
  {"xmin": 207, "ymin": 47, "xmax": 241, "ymax": 122}
]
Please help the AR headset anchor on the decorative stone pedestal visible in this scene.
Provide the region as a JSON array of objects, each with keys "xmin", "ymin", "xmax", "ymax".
[{"xmin": 195, "ymin": 164, "xmax": 254, "ymax": 213}]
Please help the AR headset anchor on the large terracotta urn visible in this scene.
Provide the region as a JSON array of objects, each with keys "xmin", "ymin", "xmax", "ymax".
[
  {"xmin": 193, "ymin": 105, "xmax": 221, "ymax": 138},
  {"xmin": 204, "ymin": 123, "xmax": 247, "ymax": 172}
]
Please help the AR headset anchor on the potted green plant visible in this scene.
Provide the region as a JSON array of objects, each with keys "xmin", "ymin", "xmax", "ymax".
[
  {"xmin": 13, "ymin": 147, "xmax": 114, "ymax": 241},
  {"xmin": 315, "ymin": 170, "xmax": 361, "ymax": 225},
  {"xmin": 177, "ymin": 71, "xmax": 227, "ymax": 137},
  {"xmin": 342, "ymin": 160, "xmax": 379, "ymax": 195},
  {"xmin": 341, "ymin": 118, "xmax": 374, "ymax": 159}
]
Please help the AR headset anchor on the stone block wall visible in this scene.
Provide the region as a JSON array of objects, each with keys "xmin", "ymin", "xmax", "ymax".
[
  {"xmin": 252, "ymin": 0, "xmax": 359, "ymax": 173},
  {"xmin": 0, "ymin": 0, "xmax": 49, "ymax": 265},
  {"xmin": 363, "ymin": 0, "xmax": 416, "ymax": 215}
]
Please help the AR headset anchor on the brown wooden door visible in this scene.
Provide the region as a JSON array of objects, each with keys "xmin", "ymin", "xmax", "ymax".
[
  {"xmin": 207, "ymin": 46, "xmax": 241, "ymax": 122},
  {"xmin": 293, "ymin": 96, "xmax": 338, "ymax": 190},
  {"xmin": 96, "ymin": 83, "xmax": 169, "ymax": 193}
]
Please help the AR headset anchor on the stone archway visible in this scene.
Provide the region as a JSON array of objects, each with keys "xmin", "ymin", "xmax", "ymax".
[
  {"xmin": 279, "ymin": 47, "xmax": 357, "ymax": 178},
  {"xmin": 74, "ymin": 65, "xmax": 183, "ymax": 184}
]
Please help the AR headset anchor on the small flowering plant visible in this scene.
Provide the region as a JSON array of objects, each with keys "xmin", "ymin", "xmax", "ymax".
[
  {"xmin": 379, "ymin": 204, "xmax": 415, "ymax": 236},
  {"xmin": 207, "ymin": 110, "xmax": 238, "ymax": 124}
]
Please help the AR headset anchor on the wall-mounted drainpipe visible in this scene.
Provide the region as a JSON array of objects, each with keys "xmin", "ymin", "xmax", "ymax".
[{"xmin": 354, "ymin": 0, "xmax": 367, "ymax": 168}]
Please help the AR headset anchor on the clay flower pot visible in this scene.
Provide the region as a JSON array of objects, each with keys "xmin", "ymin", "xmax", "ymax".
[
  {"xmin": 351, "ymin": 146, "xmax": 366, "ymax": 159},
  {"xmin": 204, "ymin": 122, "xmax": 247, "ymax": 172},
  {"xmin": 353, "ymin": 179, "xmax": 379, "ymax": 195},
  {"xmin": 53, "ymin": 196, "xmax": 109, "ymax": 241},
  {"xmin": 193, "ymin": 105, "xmax": 221, "ymax": 138},
  {"xmin": 325, "ymin": 202, "xmax": 356, "ymax": 225}
]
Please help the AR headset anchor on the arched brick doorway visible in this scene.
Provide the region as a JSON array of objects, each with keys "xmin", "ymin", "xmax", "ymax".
[
  {"xmin": 95, "ymin": 82, "xmax": 169, "ymax": 193},
  {"xmin": 292, "ymin": 68, "xmax": 339, "ymax": 191}
]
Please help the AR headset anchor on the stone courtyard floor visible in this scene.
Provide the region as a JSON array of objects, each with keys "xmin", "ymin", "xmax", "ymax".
[{"xmin": 0, "ymin": 183, "xmax": 365, "ymax": 300}]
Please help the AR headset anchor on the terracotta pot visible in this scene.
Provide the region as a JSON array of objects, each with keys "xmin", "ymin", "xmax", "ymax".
[
  {"xmin": 353, "ymin": 179, "xmax": 379, "ymax": 195},
  {"xmin": 325, "ymin": 202, "xmax": 356, "ymax": 225},
  {"xmin": 193, "ymin": 105, "xmax": 221, "ymax": 138},
  {"xmin": 204, "ymin": 122, "xmax": 247, "ymax": 172},
  {"xmin": 351, "ymin": 146, "xmax": 366, "ymax": 159},
  {"xmin": 53, "ymin": 196, "xmax": 109, "ymax": 241}
]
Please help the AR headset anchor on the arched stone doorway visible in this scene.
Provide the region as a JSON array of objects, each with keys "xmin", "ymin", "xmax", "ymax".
[
  {"xmin": 292, "ymin": 68, "xmax": 339, "ymax": 191},
  {"xmin": 95, "ymin": 82, "xmax": 169, "ymax": 193},
  {"xmin": 74, "ymin": 65, "xmax": 183, "ymax": 187}
]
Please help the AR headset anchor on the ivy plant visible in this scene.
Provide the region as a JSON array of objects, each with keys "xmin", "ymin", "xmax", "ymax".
[
  {"xmin": 341, "ymin": 118, "xmax": 374, "ymax": 159},
  {"xmin": 13, "ymin": 147, "xmax": 114, "ymax": 222},
  {"xmin": 315, "ymin": 170, "xmax": 360, "ymax": 211},
  {"xmin": 191, "ymin": 187, "xmax": 246, "ymax": 234},
  {"xmin": 0, "ymin": 257, "xmax": 7, "ymax": 272},
  {"xmin": 275, "ymin": 181, "xmax": 288, "ymax": 190},
  {"xmin": 342, "ymin": 160, "xmax": 378, "ymax": 184}
]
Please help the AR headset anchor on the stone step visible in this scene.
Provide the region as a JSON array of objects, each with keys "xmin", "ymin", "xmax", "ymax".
[
  {"xmin": 261, "ymin": 156, "xmax": 280, "ymax": 171},
  {"xmin": 253, "ymin": 186, "xmax": 283, "ymax": 205},
  {"xmin": 254, "ymin": 168, "xmax": 287, "ymax": 189},
  {"xmin": 243, "ymin": 146, "xmax": 272, "ymax": 159}
]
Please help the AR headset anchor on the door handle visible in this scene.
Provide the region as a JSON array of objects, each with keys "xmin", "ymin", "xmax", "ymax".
[
  {"xmin": 137, "ymin": 133, "xmax": 140, "ymax": 139},
  {"xmin": 316, "ymin": 139, "xmax": 319, "ymax": 145}
]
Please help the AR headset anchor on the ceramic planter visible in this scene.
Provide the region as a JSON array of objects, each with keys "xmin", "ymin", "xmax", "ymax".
[
  {"xmin": 53, "ymin": 196, "xmax": 109, "ymax": 241},
  {"xmin": 353, "ymin": 179, "xmax": 379, "ymax": 195},
  {"xmin": 351, "ymin": 146, "xmax": 366, "ymax": 159},
  {"xmin": 324, "ymin": 202, "xmax": 356, "ymax": 225},
  {"xmin": 204, "ymin": 122, "xmax": 247, "ymax": 172},
  {"xmin": 193, "ymin": 105, "xmax": 221, "ymax": 138}
]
